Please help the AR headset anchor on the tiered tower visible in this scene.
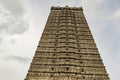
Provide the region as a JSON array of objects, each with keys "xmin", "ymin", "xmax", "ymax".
[{"xmin": 25, "ymin": 6, "xmax": 110, "ymax": 80}]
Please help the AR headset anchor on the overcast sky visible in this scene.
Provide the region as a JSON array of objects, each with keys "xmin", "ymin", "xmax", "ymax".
[{"xmin": 0, "ymin": 0, "xmax": 120, "ymax": 80}]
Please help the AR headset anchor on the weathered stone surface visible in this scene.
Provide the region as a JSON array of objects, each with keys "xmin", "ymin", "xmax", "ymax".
[{"xmin": 25, "ymin": 6, "xmax": 110, "ymax": 80}]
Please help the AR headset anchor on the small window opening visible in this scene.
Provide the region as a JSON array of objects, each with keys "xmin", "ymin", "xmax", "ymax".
[
  {"xmin": 51, "ymin": 67, "xmax": 54, "ymax": 70},
  {"xmin": 83, "ymin": 76, "xmax": 85, "ymax": 79},
  {"xmin": 52, "ymin": 60, "xmax": 55, "ymax": 63},
  {"xmin": 80, "ymin": 61, "xmax": 83, "ymax": 64},
  {"xmin": 79, "ymin": 55, "xmax": 81, "ymax": 58},
  {"xmin": 82, "ymin": 69, "xmax": 84, "ymax": 72},
  {"xmin": 66, "ymin": 60, "xmax": 69, "ymax": 62},
  {"xmin": 53, "ymin": 54, "xmax": 55, "ymax": 56},
  {"xmin": 55, "ymin": 44, "xmax": 57, "ymax": 46},
  {"xmin": 66, "ymin": 67, "xmax": 69, "ymax": 71},
  {"xmin": 66, "ymin": 54, "xmax": 69, "ymax": 56},
  {"xmin": 51, "ymin": 75, "xmax": 53, "ymax": 77}
]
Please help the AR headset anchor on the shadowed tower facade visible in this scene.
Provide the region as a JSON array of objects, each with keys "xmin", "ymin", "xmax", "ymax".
[{"xmin": 25, "ymin": 6, "xmax": 110, "ymax": 80}]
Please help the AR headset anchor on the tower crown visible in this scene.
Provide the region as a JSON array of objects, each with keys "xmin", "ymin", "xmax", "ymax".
[{"xmin": 51, "ymin": 6, "xmax": 83, "ymax": 11}]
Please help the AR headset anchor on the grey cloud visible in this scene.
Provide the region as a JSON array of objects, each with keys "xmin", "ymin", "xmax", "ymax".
[
  {"xmin": 0, "ymin": 37, "xmax": 2, "ymax": 43},
  {"xmin": 6, "ymin": 55, "xmax": 30, "ymax": 64},
  {"xmin": 0, "ymin": 16, "xmax": 29, "ymax": 34},
  {"xmin": 0, "ymin": 0, "xmax": 29, "ymax": 35},
  {"xmin": 9, "ymin": 39, "xmax": 16, "ymax": 44},
  {"xmin": 0, "ymin": 0, "xmax": 25, "ymax": 17}
]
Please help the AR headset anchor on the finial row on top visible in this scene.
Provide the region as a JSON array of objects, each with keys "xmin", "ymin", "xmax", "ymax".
[{"xmin": 51, "ymin": 5, "xmax": 83, "ymax": 11}]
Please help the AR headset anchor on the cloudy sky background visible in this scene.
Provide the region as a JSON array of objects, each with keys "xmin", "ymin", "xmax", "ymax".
[{"xmin": 0, "ymin": 0, "xmax": 120, "ymax": 80}]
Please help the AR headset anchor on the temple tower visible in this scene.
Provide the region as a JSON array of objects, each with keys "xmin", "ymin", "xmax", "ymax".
[{"xmin": 25, "ymin": 6, "xmax": 110, "ymax": 80}]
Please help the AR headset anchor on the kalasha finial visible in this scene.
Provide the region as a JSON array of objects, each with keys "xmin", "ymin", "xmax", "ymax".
[{"xmin": 65, "ymin": 5, "xmax": 69, "ymax": 8}]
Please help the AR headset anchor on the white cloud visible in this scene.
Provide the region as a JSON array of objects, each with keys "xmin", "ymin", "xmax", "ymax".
[
  {"xmin": 114, "ymin": 8, "xmax": 120, "ymax": 18},
  {"xmin": 112, "ymin": 8, "xmax": 120, "ymax": 31},
  {"xmin": 0, "ymin": 0, "xmax": 29, "ymax": 35},
  {"xmin": 5, "ymin": 55, "xmax": 30, "ymax": 64},
  {"xmin": 0, "ymin": 0, "xmax": 33, "ymax": 80},
  {"xmin": 0, "ymin": 55, "xmax": 30, "ymax": 80},
  {"xmin": 0, "ymin": 0, "xmax": 25, "ymax": 17},
  {"xmin": 0, "ymin": 37, "xmax": 2, "ymax": 43}
]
